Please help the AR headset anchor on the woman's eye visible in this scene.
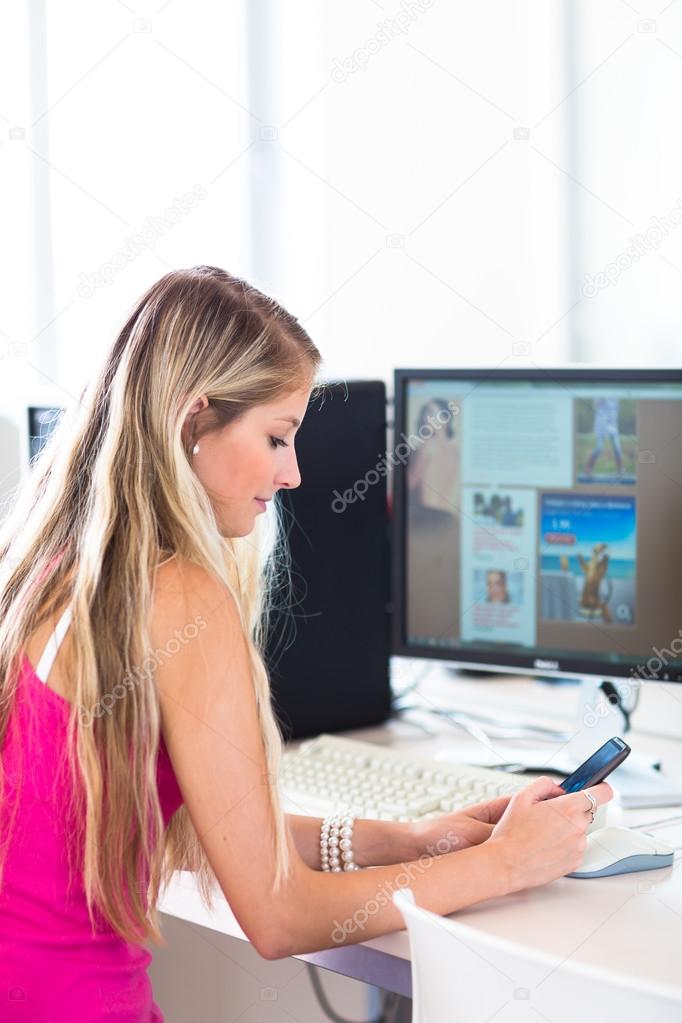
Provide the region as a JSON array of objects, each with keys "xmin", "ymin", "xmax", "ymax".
[{"xmin": 269, "ymin": 436, "xmax": 288, "ymax": 449}]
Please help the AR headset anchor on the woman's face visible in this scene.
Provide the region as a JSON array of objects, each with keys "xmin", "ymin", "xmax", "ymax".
[
  {"xmin": 188, "ymin": 387, "xmax": 310, "ymax": 537},
  {"xmin": 422, "ymin": 401, "xmax": 450, "ymax": 443},
  {"xmin": 486, "ymin": 571, "xmax": 508, "ymax": 603}
]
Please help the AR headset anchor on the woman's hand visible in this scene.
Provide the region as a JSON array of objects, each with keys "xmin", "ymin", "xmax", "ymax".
[
  {"xmin": 486, "ymin": 776, "xmax": 614, "ymax": 893},
  {"xmin": 413, "ymin": 794, "xmax": 513, "ymax": 855}
]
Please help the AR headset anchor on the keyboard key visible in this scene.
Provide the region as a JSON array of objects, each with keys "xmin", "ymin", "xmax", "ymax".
[{"xmin": 282, "ymin": 735, "xmax": 526, "ymax": 822}]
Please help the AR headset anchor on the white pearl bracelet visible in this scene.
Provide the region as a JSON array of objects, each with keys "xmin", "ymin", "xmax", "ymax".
[{"xmin": 320, "ymin": 812, "xmax": 361, "ymax": 872}]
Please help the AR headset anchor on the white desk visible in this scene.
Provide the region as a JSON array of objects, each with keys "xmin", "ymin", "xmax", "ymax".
[{"xmin": 158, "ymin": 669, "xmax": 682, "ymax": 1011}]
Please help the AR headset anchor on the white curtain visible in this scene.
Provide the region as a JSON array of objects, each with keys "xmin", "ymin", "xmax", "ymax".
[
  {"xmin": 6, "ymin": 0, "xmax": 676, "ymax": 510},
  {"xmin": 570, "ymin": 3, "xmax": 682, "ymax": 364}
]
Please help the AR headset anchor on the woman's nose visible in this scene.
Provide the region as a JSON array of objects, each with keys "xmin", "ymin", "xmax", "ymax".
[{"xmin": 276, "ymin": 450, "xmax": 301, "ymax": 490}]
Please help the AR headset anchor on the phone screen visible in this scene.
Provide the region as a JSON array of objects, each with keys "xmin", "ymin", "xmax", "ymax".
[{"xmin": 559, "ymin": 737, "xmax": 630, "ymax": 793}]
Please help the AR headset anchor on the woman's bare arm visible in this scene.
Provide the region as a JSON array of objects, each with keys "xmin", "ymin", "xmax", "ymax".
[
  {"xmin": 286, "ymin": 813, "xmax": 423, "ymax": 869},
  {"xmin": 286, "ymin": 796, "xmax": 513, "ymax": 870},
  {"xmin": 150, "ymin": 558, "xmax": 512, "ymax": 959}
]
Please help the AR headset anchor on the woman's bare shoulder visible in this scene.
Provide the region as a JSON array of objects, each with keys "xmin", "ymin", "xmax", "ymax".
[
  {"xmin": 150, "ymin": 555, "xmax": 251, "ymax": 742},
  {"xmin": 151, "ymin": 554, "xmax": 242, "ymax": 657},
  {"xmin": 154, "ymin": 553, "xmax": 224, "ymax": 603}
]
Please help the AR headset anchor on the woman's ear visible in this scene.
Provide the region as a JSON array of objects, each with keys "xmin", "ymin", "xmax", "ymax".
[
  {"xmin": 181, "ymin": 395, "xmax": 209, "ymax": 446},
  {"xmin": 187, "ymin": 396, "xmax": 209, "ymax": 416}
]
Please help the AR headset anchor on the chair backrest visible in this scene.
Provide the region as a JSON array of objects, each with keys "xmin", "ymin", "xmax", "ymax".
[{"xmin": 392, "ymin": 888, "xmax": 682, "ymax": 1023}]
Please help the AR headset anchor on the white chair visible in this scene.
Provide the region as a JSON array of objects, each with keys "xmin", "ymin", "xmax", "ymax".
[{"xmin": 392, "ymin": 888, "xmax": 682, "ymax": 1023}]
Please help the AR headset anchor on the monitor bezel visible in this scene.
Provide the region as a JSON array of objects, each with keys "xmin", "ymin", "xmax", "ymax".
[{"xmin": 391, "ymin": 366, "xmax": 682, "ymax": 683}]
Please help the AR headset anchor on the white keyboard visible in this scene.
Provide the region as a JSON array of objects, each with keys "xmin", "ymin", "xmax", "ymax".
[{"xmin": 281, "ymin": 734, "xmax": 528, "ymax": 821}]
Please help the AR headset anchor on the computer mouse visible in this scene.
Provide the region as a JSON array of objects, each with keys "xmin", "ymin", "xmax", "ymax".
[{"xmin": 568, "ymin": 825, "xmax": 675, "ymax": 878}]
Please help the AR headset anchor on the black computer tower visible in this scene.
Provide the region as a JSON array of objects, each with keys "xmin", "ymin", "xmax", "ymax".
[{"xmin": 265, "ymin": 380, "xmax": 392, "ymax": 740}]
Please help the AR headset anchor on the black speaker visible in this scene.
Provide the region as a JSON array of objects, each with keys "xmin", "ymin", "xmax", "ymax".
[{"xmin": 266, "ymin": 381, "xmax": 392, "ymax": 740}]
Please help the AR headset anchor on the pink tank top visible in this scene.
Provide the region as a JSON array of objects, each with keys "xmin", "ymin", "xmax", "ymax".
[{"xmin": 0, "ymin": 607, "xmax": 184, "ymax": 1021}]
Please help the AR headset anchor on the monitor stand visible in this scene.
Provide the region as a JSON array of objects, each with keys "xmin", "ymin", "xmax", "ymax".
[
  {"xmin": 426, "ymin": 675, "xmax": 682, "ymax": 808},
  {"xmin": 527, "ymin": 677, "xmax": 682, "ymax": 809}
]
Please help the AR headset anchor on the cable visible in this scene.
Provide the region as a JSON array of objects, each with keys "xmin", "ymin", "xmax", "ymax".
[
  {"xmin": 391, "ymin": 663, "xmax": 571, "ymax": 743},
  {"xmin": 630, "ymin": 813, "xmax": 682, "ymax": 831},
  {"xmin": 394, "ymin": 702, "xmax": 491, "ymax": 745},
  {"xmin": 394, "ymin": 701, "xmax": 571, "ymax": 744},
  {"xmin": 599, "ymin": 681, "xmax": 633, "ymax": 731},
  {"xmin": 306, "ymin": 963, "xmax": 405, "ymax": 1023},
  {"xmin": 628, "ymin": 814, "xmax": 682, "ymax": 851},
  {"xmin": 390, "ymin": 661, "xmax": 433, "ymax": 704}
]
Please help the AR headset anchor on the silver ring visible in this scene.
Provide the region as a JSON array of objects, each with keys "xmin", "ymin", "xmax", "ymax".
[{"xmin": 583, "ymin": 791, "xmax": 597, "ymax": 815}]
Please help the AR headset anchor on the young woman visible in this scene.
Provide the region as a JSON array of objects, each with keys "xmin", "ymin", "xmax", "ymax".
[{"xmin": 0, "ymin": 266, "xmax": 612, "ymax": 1021}]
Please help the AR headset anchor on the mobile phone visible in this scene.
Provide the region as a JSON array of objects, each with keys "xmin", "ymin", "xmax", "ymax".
[{"xmin": 559, "ymin": 736, "xmax": 631, "ymax": 793}]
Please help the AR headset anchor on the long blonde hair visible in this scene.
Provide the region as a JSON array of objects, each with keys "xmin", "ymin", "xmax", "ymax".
[{"xmin": 0, "ymin": 266, "xmax": 321, "ymax": 945}]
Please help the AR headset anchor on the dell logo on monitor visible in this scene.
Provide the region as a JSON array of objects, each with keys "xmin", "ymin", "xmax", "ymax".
[{"xmin": 534, "ymin": 658, "xmax": 559, "ymax": 671}]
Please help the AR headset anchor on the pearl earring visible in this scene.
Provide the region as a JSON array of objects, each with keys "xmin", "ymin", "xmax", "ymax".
[{"xmin": 192, "ymin": 443, "xmax": 200, "ymax": 455}]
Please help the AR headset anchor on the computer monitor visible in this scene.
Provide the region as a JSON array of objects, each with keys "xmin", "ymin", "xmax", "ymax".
[
  {"xmin": 392, "ymin": 368, "xmax": 682, "ymax": 686},
  {"xmin": 27, "ymin": 406, "xmax": 64, "ymax": 465}
]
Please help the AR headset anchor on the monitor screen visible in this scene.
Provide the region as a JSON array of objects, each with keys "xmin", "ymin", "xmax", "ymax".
[
  {"xmin": 392, "ymin": 369, "xmax": 682, "ymax": 683},
  {"xmin": 27, "ymin": 407, "xmax": 64, "ymax": 465}
]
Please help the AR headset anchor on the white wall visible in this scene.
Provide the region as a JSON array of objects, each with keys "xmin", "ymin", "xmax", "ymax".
[{"xmin": 149, "ymin": 914, "xmax": 385, "ymax": 1022}]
